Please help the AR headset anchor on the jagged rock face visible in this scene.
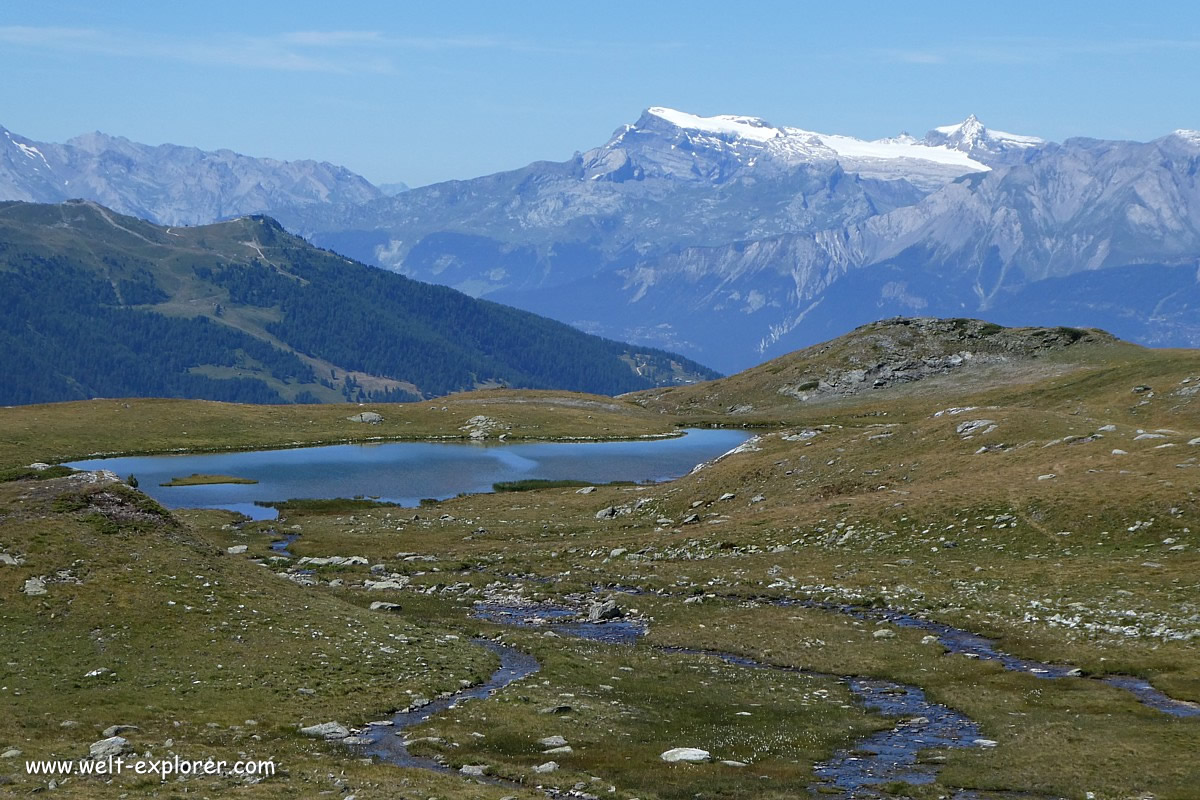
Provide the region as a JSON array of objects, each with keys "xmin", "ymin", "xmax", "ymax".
[{"xmin": 0, "ymin": 126, "xmax": 382, "ymax": 226}]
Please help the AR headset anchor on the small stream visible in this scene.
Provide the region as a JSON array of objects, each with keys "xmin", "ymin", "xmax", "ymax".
[
  {"xmin": 472, "ymin": 602, "xmax": 983, "ymax": 797},
  {"xmin": 354, "ymin": 639, "xmax": 540, "ymax": 771},
  {"xmin": 786, "ymin": 599, "xmax": 1200, "ymax": 718}
]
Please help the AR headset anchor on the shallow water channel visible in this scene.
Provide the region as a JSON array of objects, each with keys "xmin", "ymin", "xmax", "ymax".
[{"xmin": 470, "ymin": 602, "xmax": 983, "ymax": 797}]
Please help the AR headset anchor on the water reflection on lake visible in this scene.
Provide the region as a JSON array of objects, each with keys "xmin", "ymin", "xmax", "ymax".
[{"xmin": 66, "ymin": 429, "xmax": 751, "ymax": 520}]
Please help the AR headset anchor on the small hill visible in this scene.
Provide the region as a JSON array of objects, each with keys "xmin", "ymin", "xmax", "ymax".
[
  {"xmin": 625, "ymin": 317, "xmax": 1128, "ymax": 416},
  {"xmin": 0, "ymin": 200, "xmax": 718, "ymax": 406}
]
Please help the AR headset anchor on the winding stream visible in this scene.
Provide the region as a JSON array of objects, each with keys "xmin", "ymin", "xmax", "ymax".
[
  {"xmin": 472, "ymin": 602, "xmax": 983, "ymax": 797},
  {"xmin": 785, "ymin": 599, "xmax": 1200, "ymax": 718},
  {"xmin": 354, "ymin": 639, "xmax": 539, "ymax": 771}
]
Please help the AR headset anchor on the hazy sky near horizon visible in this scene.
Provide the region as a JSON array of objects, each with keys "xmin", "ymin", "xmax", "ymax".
[{"xmin": 2, "ymin": 1, "xmax": 1198, "ymax": 186}]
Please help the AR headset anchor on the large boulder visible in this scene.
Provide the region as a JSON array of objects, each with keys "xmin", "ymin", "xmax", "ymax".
[
  {"xmin": 299, "ymin": 721, "xmax": 350, "ymax": 739},
  {"xmin": 661, "ymin": 747, "xmax": 711, "ymax": 763},
  {"xmin": 89, "ymin": 736, "xmax": 133, "ymax": 759}
]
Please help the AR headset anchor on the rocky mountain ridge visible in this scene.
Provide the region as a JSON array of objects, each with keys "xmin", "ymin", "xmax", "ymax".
[{"xmin": 0, "ymin": 126, "xmax": 383, "ymax": 226}]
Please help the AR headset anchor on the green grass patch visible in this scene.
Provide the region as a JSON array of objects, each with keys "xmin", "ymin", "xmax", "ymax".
[
  {"xmin": 492, "ymin": 478, "xmax": 636, "ymax": 493},
  {"xmin": 0, "ymin": 464, "xmax": 75, "ymax": 482},
  {"xmin": 258, "ymin": 497, "xmax": 402, "ymax": 514},
  {"xmin": 160, "ymin": 472, "xmax": 259, "ymax": 486}
]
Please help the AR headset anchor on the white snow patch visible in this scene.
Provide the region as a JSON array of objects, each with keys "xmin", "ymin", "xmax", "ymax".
[{"xmin": 647, "ymin": 107, "xmax": 780, "ymax": 142}]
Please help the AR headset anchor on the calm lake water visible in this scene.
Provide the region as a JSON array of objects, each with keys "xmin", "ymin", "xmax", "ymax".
[{"xmin": 66, "ymin": 429, "xmax": 751, "ymax": 519}]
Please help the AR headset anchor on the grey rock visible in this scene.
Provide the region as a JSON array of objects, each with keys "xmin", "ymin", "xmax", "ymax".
[
  {"xmin": 587, "ymin": 598, "xmax": 622, "ymax": 622},
  {"xmin": 102, "ymin": 725, "xmax": 139, "ymax": 738},
  {"xmin": 89, "ymin": 736, "xmax": 133, "ymax": 759},
  {"xmin": 0, "ymin": 749, "xmax": 20, "ymax": 758},
  {"xmin": 369, "ymin": 601, "xmax": 403, "ymax": 613},
  {"xmin": 347, "ymin": 412, "xmax": 383, "ymax": 424},
  {"xmin": 299, "ymin": 722, "xmax": 350, "ymax": 740},
  {"xmin": 226, "ymin": 545, "xmax": 248, "ymax": 555},
  {"xmin": 533, "ymin": 760, "xmax": 559, "ymax": 773},
  {"xmin": 538, "ymin": 735, "xmax": 568, "ymax": 748},
  {"xmin": 460, "ymin": 764, "xmax": 487, "ymax": 776},
  {"xmin": 21, "ymin": 576, "xmax": 47, "ymax": 596},
  {"xmin": 661, "ymin": 747, "xmax": 711, "ymax": 763}
]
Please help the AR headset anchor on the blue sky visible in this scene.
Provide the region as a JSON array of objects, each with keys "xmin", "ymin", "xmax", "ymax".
[{"xmin": 2, "ymin": 1, "xmax": 1198, "ymax": 186}]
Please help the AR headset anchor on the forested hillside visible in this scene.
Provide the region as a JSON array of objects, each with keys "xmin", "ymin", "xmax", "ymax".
[{"xmin": 0, "ymin": 200, "xmax": 717, "ymax": 405}]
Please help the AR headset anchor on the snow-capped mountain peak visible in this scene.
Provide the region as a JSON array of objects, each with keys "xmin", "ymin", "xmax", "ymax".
[
  {"xmin": 589, "ymin": 107, "xmax": 991, "ymax": 189},
  {"xmin": 645, "ymin": 107, "xmax": 783, "ymax": 142},
  {"xmin": 924, "ymin": 115, "xmax": 1043, "ymax": 164}
]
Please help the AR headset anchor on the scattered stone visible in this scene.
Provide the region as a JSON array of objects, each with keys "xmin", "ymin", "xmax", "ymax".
[
  {"xmin": 718, "ymin": 492, "xmax": 736, "ymax": 501},
  {"xmin": 460, "ymin": 764, "xmax": 488, "ymax": 776},
  {"xmin": 369, "ymin": 601, "xmax": 402, "ymax": 613},
  {"xmin": 595, "ymin": 506, "xmax": 618, "ymax": 520},
  {"xmin": 0, "ymin": 749, "xmax": 20, "ymax": 758},
  {"xmin": 539, "ymin": 735, "xmax": 568, "ymax": 748},
  {"xmin": 575, "ymin": 486, "xmax": 596, "ymax": 494},
  {"xmin": 956, "ymin": 419, "xmax": 997, "ymax": 437},
  {"xmin": 609, "ymin": 547, "xmax": 627, "ymax": 559},
  {"xmin": 342, "ymin": 736, "xmax": 373, "ymax": 745},
  {"xmin": 533, "ymin": 761, "xmax": 559, "ymax": 774},
  {"xmin": 21, "ymin": 577, "xmax": 47, "ymax": 596},
  {"xmin": 974, "ymin": 738, "xmax": 999, "ymax": 748},
  {"xmin": 1112, "ymin": 449, "xmax": 1128, "ymax": 456},
  {"xmin": 226, "ymin": 545, "xmax": 248, "ymax": 555},
  {"xmin": 1134, "ymin": 433, "xmax": 1166, "ymax": 440},
  {"xmin": 661, "ymin": 747, "xmax": 711, "ymax": 763},
  {"xmin": 1131, "ymin": 385, "xmax": 1152, "ymax": 394},
  {"xmin": 587, "ymin": 598, "xmax": 622, "ymax": 622},
  {"xmin": 89, "ymin": 736, "xmax": 133, "ymax": 759},
  {"xmin": 873, "ymin": 629, "xmax": 896, "ymax": 639},
  {"xmin": 364, "ymin": 577, "xmax": 410, "ymax": 591},
  {"xmin": 750, "ymin": 494, "xmax": 766, "ymax": 503},
  {"xmin": 1066, "ymin": 668, "xmax": 1084, "ymax": 677},
  {"xmin": 299, "ymin": 722, "xmax": 350, "ymax": 740},
  {"xmin": 921, "ymin": 635, "xmax": 939, "ymax": 645},
  {"xmin": 298, "ymin": 555, "xmax": 368, "ymax": 567},
  {"xmin": 102, "ymin": 725, "xmax": 139, "ymax": 738},
  {"xmin": 0, "ymin": 553, "xmax": 23, "ymax": 566},
  {"xmin": 681, "ymin": 513, "xmax": 700, "ymax": 525},
  {"xmin": 539, "ymin": 705, "xmax": 573, "ymax": 715},
  {"xmin": 1037, "ymin": 474, "xmax": 1056, "ymax": 481},
  {"xmin": 719, "ymin": 760, "xmax": 748, "ymax": 767},
  {"xmin": 543, "ymin": 745, "xmax": 573, "ymax": 755},
  {"xmin": 346, "ymin": 412, "xmax": 383, "ymax": 424}
]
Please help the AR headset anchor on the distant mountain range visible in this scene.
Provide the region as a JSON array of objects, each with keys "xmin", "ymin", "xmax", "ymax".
[
  {"xmin": 0, "ymin": 200, "xmax": 715, "ymax": 406},
  {"xmin": 0, "ymin": 125, "xmax": 383, "ymax": 226},
  {"xmin": 2, "ymin": 111, "xmax": 1199, "ymax": 373}
]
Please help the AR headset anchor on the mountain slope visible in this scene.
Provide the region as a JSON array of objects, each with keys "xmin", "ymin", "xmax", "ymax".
[
  {"xmin": 0, "ymin": 200, "xmax": 717, "ymax": 406},
  {"xmin": 529, "ymin": 130, "xmax": 1200, "ymax": 370},
  {"xmin": 0, "ymin": 125, "xmax": 383, "ymax": 225},
  {"xmin": 280, "ymin": 107, "xmax": 1011, "ymax": 295}
]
